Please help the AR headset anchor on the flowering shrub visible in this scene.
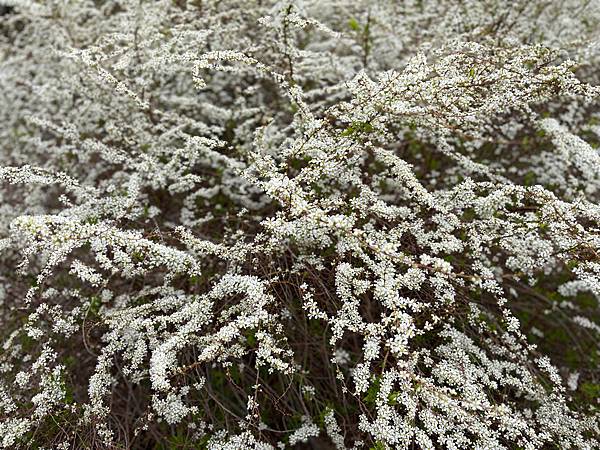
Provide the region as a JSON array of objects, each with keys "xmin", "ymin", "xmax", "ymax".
[{"xmin": 1, "ymin": 0, "xmax": 600, "ymax": 448}]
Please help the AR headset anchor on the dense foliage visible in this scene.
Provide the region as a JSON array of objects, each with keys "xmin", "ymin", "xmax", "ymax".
[{"xmin": 1, "ymin": 0, "xmax": 600, "ymax": 448}]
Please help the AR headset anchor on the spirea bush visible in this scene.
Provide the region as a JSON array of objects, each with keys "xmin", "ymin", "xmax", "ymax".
[{"xmin": 0, "ymin": 0, "xmax": 599, "ymax": 448}]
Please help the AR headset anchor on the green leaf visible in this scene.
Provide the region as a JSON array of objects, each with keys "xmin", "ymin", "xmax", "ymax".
[
  {"xmin": 341, "ymin": 121, "xmax": 374, "ymax": 137},
  {"xmin": 364, "ymin": 376, "xmax": 381, "ymax": 407},
  {"xmin": 349, "ymin": 18, "xmax": 361, "ymax": 31}
]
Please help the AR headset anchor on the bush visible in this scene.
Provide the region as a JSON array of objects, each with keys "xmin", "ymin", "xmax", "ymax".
[{"xmin": 0, "ymin": 0, "xmax": 599, "ymax": 448}]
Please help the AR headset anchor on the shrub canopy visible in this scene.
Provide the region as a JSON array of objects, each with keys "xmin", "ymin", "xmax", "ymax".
[{"xmin": 0, "ymin": 1, "xmax": 599, "ymax": 448}]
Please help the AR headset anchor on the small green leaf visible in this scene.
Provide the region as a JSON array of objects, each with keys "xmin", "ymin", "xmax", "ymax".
[
  {"xmin": 349, "ymin": 18, "xmax": 361, "ymax": 31},
  {"xmin": 341, "ymin": 121, "xmax": 374, "ymax": 137}
]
